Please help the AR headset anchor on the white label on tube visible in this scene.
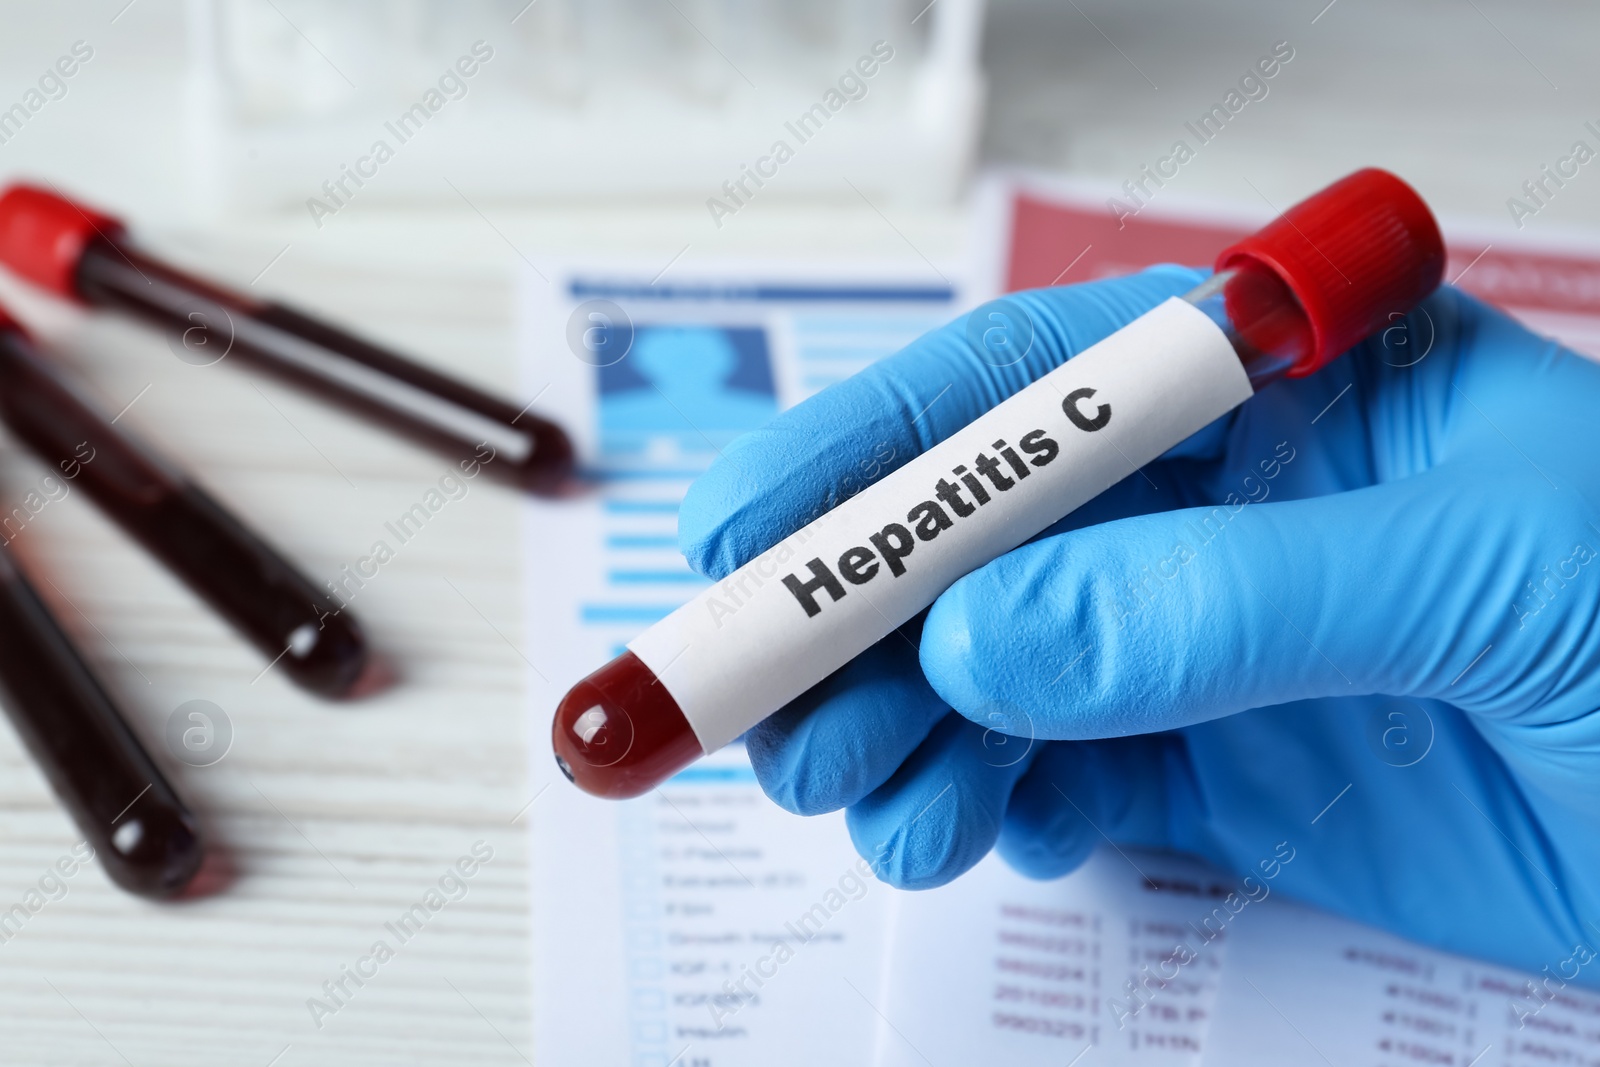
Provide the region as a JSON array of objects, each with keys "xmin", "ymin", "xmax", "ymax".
[{"xmin": 629, "ymin": 298, "xmax": 1253, "ymax": 753}]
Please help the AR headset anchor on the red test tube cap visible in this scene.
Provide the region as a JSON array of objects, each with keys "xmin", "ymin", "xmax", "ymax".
[
  {"xmin": 1216, "ymin": 168, "xmax": 1444, "ymax": 377},
  {"xmin": 0, "ymin": 183, "xmax": 123, "ymax": 301}
]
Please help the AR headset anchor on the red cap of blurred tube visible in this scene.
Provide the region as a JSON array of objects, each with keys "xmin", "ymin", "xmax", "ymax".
[
  {"xmin": 0, "ymin": 184, "xmax": 123, "ymax": 302},
  {"xmin": 1216, "ymin": 168, "xmax": 1444, "ymax": 377}
]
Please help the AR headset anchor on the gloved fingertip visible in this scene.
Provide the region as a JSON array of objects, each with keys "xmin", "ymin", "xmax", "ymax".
[
  {"xmin": 747, "ymin": 638, "xmax": 952, "ymax": 816},
  {"xmin": 919, "ymin": 570, "xmax": 1044, "ymax": 730},
  {"xmin": 995, "ymin": 825, "xmax": 1098, "ymax": 882},
  {"xmin": 918, "ymin": 577, "xmax": 985, "ymax": 715},
  {"xmin": 846, "ymin": 817, "xmax": 967, "ymax": 891},
  {"xmin": 996, "ymin": 736, "xmax": 1171, "ymax": 882},
  {"xmin": 745, "ymin": 713, "xmax": 844, "ymax": 817},
  {"xmin": 744, "ymin": 727, "xmax": 810, "ymax": 816},
  {"xmin": 678, "ymin": 460, "xmax": 755, "ymax": 580},
  {"xmin": 996, "ymin": 773, "xmax": 1100, "ymax": 881},
  {"xmin": 847, "ymin": 776, "xmax": 1002, "ymax": 891}
]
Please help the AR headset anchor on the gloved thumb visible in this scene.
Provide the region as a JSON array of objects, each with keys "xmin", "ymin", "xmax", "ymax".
[{"xmin": 918, "ymin": 461, "xmax": 1598, "ymax": 738}]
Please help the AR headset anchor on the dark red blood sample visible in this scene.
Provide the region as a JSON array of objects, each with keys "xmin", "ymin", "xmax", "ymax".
[
  {"xmin": 0, "ymin": 183, "xmax": 574, "ymax": 495},
  {"xmin": 0, "ymin": 326, "xmax": 367, "ymax": 697},
  {"xmin": 73, "ymin": 237, "xmax": 574, "ymax": 494},
  {"xmin": 552, "ymin": 651, "xmax": 702, "ymax": 799},
  {"xmin": 0, "ymin": 542, "xmax": 202, "ymax": 897}
]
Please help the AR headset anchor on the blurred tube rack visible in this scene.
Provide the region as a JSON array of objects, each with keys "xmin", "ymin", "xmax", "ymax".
[{"xmin": 181, "ymin": 0, "xmax": 986, "ymax": 214}]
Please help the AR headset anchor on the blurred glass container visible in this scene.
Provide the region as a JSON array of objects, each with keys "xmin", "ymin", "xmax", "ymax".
[{"xmin": 183, "ymin": 0, "xmax": 985, "ymax": 215}]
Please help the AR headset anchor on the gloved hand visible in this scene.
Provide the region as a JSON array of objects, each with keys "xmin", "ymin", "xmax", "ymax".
[{"xmin": 678, "ymin": 265, "xmax": 1600, "ymax": 982}]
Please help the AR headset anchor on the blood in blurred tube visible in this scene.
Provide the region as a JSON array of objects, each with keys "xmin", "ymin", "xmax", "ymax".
[
  {"xmin": 0, "ymin": 314, "xmax": 368, "ymax": 697},
  {"xmin": 0, "ymin": 183, "xmax": 573, "ymax": 494},
  {"xmin": 0, "ymin": 302, "xmax": 204, "ymax": 898}
]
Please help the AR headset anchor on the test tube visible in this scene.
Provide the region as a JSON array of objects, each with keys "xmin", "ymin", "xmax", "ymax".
[
  {"xmin": 0, "ymin": 184, "xmax": 573, "ymax": 494},
  {"xmin": 0, "ymin": 508, "xmax": 202, "ymax": 896},
  {"xmin": 0, "ymin": 318, "xmax": 367, "ymax": 697},
  {"xmin": 0, "ymin": 542, "xmax": 204, "ymax": 897},
  {"xmin": 553, "ymin": 169, "xmax": 1446, "ymax": 798}
]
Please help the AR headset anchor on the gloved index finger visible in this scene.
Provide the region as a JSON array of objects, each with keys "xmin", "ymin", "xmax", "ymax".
[{"xmin": 678, "ymin": 265, "xmax": 1207, "ymax": 580}]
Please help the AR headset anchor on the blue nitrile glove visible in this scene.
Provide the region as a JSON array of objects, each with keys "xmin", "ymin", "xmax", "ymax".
[{"xmin": 678, "ymin": 265, "xmax": 1600, "ymax": 982}]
